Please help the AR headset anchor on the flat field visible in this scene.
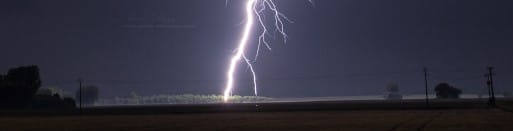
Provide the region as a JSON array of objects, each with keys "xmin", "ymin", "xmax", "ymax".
[
  {"xmin": 1, "ymin": 99, "xmax": 512, "ymax": 130},
  {"xmin": 0, "ymin": 109, "xmax": 512, "ymax": 131}
]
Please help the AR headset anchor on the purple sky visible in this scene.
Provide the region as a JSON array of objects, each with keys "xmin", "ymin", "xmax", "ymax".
[{"xmin": 1, "ymin": 0, "xmax": 512, "ymax": 98}]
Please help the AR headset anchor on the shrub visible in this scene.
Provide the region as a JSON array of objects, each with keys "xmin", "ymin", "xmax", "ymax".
[
  {"xmin": 384, "ymin": 83, "xmax": 402, "ymax": 100},
  {"xmin": 435, "ymin": 83, "xmax": 462, "ymax": 99}
]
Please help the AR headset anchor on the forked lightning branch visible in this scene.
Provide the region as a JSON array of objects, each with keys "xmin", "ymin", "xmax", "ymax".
[{"xmin": 223, "ymin": 0, "xmax": 295, "ymax": 102}]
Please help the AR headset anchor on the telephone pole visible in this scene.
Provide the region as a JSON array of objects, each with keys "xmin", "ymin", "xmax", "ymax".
[
  {"xmin": 78, "ymin": 78, "xmax": 83, "ymax": 114},
  {"xmin": 486, "ymin": 66, "xmax": 496, "ymax": 107},
  {"xmin": 423, "ymin": 67, "xmax": 429, "ymax": 108}
]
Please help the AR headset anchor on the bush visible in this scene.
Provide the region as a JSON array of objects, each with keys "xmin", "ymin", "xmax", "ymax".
[
  {"xmin": 435, "ymin": 83, "xmax": 462, "ymax": 99},
  {"xmin": 504, "ymin": 91, "xmax": 512, "ymax": 98},
  {"xmin": 31, "ymin": 94, "xmax": 76, "ymax": 109},
  {"xmin": 384, "ymin": 83, "xmax": 402, "ymax": 100}
]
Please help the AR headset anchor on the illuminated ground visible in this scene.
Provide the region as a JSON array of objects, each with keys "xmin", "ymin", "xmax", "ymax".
[{"xmin": 0, "ymin": 109, "xmax": 512, "ymax": 130}]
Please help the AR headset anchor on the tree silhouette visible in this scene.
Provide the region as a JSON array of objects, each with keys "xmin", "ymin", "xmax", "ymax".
[
  {"xmin": 32, "ymin": 94, "xmax": 76, "ymax": 109},
  {"xmin": 33, "ymin": 87, "xmax": 76, "ymax": 109},
  {"xmin": 434, "ymin": 83, "xmax": 462, "ymax": 99},
  {"xmin": 36, "ymin": 88, "xmax": 53, "ymax": 96},
  {"xmin": 384, "ymin": 83, "xmax": 402, "ymax": 100},
  {"xmin": 76, "ymin": 85, "xmax": 99, "ymax": 105},
  {"xmin": 37, "ymin": 86, "xmax": 68, "ymax": 99},
  {"xmin": 0, "ymin": 66, "xmax": 42, "ymax": 108}
]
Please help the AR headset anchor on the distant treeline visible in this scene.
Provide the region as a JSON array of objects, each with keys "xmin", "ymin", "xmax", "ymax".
[
  {"xmin": 0, "ymin": 66, "xmax": 75, "ymax": 109},
  {"xmin": 0, "ymin": 66, "xmax": 41, "ymax": 108},
  {"xmin": 96, "ymin": 94, "xmax": 273, "ymax": 105}
]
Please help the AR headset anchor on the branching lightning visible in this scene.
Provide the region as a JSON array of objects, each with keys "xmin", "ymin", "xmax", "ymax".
[{"xmin": 223, "ymin": 0, "xmax": 304, "ymax": 102}]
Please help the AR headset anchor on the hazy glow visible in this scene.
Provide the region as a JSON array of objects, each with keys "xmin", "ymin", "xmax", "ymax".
[{"xmin": 223, "ymin": 0, "xmax": 290, "ymax": 102}]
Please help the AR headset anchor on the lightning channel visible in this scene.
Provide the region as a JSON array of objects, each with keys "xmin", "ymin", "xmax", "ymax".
[{"xmin": 223, "ymin": 0, "xmax": 293, "ymax": 102}]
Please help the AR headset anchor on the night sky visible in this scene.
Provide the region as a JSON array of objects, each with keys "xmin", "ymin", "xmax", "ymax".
[{"xmin": 1, "ymin": 0, "xmax": 512, "ymax": 98}]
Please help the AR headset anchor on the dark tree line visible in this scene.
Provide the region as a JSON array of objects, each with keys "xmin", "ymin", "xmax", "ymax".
[
  {"xmin": 0, "ymin": 66, "xmax": 75, "ymax": 109},
  {"xmin": 0, "ymin": 66, "xmax": 41, "ymax": 108}
]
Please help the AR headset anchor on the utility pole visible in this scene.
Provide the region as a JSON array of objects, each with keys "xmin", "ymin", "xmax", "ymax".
[
  {"xmin": 423, "ymin": 67, "xmax": 429, "ymax": 108},
  {"xmin": 486, "ymin": 66, "xmax": 496, "ymax": 107},
  {"xmin": 486, "ymin": 75, "xmax": 492, "ymax": 99},
  {"xmin": 78, "ymin": 78, "xmax": 83, "ymax": 114}
]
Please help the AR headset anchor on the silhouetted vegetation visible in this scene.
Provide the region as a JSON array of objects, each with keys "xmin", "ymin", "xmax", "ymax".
[
  {"xmin": 76, "ymin": 85, "xmax": 99, "ymax": 105},
  {"xmin": 33, "ymin": 87, "xmax": 75, "ymax": 109},
  {"xmin": 0, "ymin": 66, "xmax": 41, "ymax": 108},
  {"xmin": 36, "ymin": 86, "xmax": 70, "ymax": 98},
  {"xmin": 384, "ymin": 83, "xmax": 402, "ymax": 100},
  {"xmin": 504, "ymin": 90, "xmax": 512, "ymax": 98},
  {"xmin": 435, "ymin": 83, "xmax": 462, "ymax": 99},
  {"xmin": 95, "ymin": 94, "xmax": 273, "ymax": 105},
  {"xmin": 31, "ymin": 94, "xmax": 76, "ymax": 109}
]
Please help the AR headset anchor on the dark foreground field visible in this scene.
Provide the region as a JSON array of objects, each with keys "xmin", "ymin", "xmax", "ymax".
[
  {"xmin": 1, "ymin": 99, "xmax": 512, "ymax": 130},
  {"xmin": 1, "ymin": 109, "xmax": 512, "ymax": 130}
]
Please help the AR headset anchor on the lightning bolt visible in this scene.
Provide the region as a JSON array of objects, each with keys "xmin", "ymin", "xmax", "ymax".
[{"xmin": 223, "ymin": 0, "xmax": 300, "ymax": 102}]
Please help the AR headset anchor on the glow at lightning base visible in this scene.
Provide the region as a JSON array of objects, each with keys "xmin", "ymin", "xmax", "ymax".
[{"xmin": 223, "ymin": 0, "xmax": 290, "ymax": 102}]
